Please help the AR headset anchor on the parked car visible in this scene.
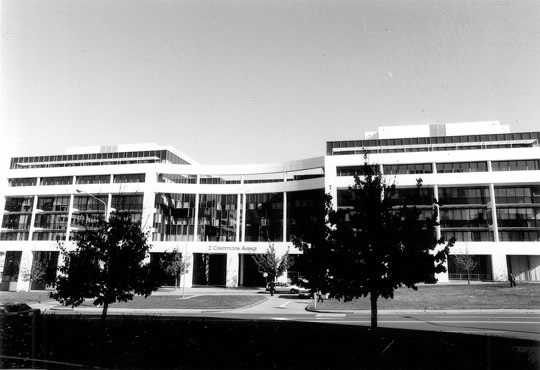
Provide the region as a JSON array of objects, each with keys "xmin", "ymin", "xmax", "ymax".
[
  {"xmin": 266, "ymin": 282, "xmax": 311, "ymax": 295},
  {"xmin": 0, "ymin": 302, "xmax": 40, "ymax": 317},
  {"xmin": 296, "ymin": 279, "xmax": 313, "ymax": 298}
]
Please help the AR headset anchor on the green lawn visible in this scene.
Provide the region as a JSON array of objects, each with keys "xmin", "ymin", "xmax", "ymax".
[
  {"xmin": 0, "ymin": 291, "xmax": 52, "ymax": 304},
  {"xmin": 2, "ymin": 283, "xmax": 540, "ymax": 311},
  {"xmin": 310, "ymin": 282, "xmax": 540, "ymax": 310},
  {"xmin": 0, "ymin": 291, "xmax": 266, "ymax": 310},
  {"xmin": 89, "ymin": 294, "xmax": 266, "ymax": 309}
]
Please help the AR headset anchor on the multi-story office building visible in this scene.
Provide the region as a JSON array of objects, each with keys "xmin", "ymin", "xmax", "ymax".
[{"xmin": 1, "ymin": 121, "xmax": 539, "ymax": 291}]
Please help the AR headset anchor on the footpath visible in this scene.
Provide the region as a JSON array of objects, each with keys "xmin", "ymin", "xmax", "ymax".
[{"xmin": 2, "ymin": 287, "xmax": 540, "ymax": 315}]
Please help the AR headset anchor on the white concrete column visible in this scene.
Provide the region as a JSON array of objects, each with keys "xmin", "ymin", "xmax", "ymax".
[
  {"xmin": 436, "ymin": 269, "xmax": 449, "ymax": 283},
  {"xmin": 0, "ymin": 253, "xmax": 5, "ymax": 284},
  {"xmin": 194, "ymin": 193, "xmax": 200, "ymax": 242},
  {"xmin": 282, "ymin": 191, "xmax": 287, "ymax": 242},
  {"xmin": 238, "ymin": 254, "xmax": 245, "ymax": 286},
  {"xmin": 489, "ymin": 183, "xmax": 499, "ymax": 242},
  {"xmin": 226, "ymin": 252, "xmax": 239, "ymax": 287},
  {"xmin": 491, "ymin": 253, "xmax": 509, "ymax": 281},
  {"xmin": 65, "ymin": 194, "xmax": 75, "ymax": 242},
  {"xmin": 106, "ymin": 193, "xmax": 112, "ymax": 217},
  {"xmin": 236, "ymin": 192, "xmax": 241, "ymax": 242},
  {"xmin": 28, "ymin": 195, "xmax": 39, "ymax": 242},
  {"xmin": 141, "ymin": 172, "xmax": 156, "ymax": 232},
  {"xmin": 16, "ymin": 249, "xmax": 33, "ymax": 291},
  {"xmin": 241, "ymin": 193, "xmax": 246, "ymax": 242},
  {"xmin": 433, "ymin": 184, "xmax": 441, "ymax": 240},
  {"xmin": 181, "ymin": 247, "xmax": 193, "ymax": 288},
  {"xmin": 432, "ymin": 184, "xmax": 449, "ymax": 283}
]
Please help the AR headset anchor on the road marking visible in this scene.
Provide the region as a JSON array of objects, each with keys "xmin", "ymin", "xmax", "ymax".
[
  {"xmin": 269, "ymin": 317, "xmax": 289, "ymax": 321},
  {"xmin": 446, "ymin": 330, "xmax": 507, "ymax": 334},
  {"xmin": 434, "ymin": 316, "xmax": 540, "ymax": 320},
  {"xmin": 279, "ymin": 301, "xmax": 291, "ymax": 308},
  {"xmin": 315, "ymin": 313, "xmax": 347, "ymax": 318},
  {"xmin": 307, "ymin": 320, "xmax": 540, "ymax": 325},
  {"xmin": 424, "ymin": 321, "xmax": 540, "ymax": 325}
]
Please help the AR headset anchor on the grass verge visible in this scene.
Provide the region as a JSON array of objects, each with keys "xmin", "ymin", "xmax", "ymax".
[{"xmin": 310, "ymin": 282, "xmax": 540, "ymax": 310}]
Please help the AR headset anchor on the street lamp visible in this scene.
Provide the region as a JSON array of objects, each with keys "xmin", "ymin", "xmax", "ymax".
[{"xmin": 76, "ymin": 189, "xmax": 109, "ymax": 222}]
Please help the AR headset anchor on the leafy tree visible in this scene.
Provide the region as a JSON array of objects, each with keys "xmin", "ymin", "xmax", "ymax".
[
  {"xmin": 161, "ymin": 249, "xmax": 191, "ymax": 288},
  {"xmin": 291, "ymin": 194, "xmax": 333, "ymax": 295},
  {"xmin": 294, "ymin": 162, "xmax": 454, "ymax": 331},
  {"xmin": 22, "ymin": 259, "xmax": 49, "ymax": 289},
  {"xmin": 50, "ymin": 212, "xmax": 161, "ymax": 320},
  {"xmin": 453, "ymin": 251, "xmax": 479, "ymax": 285},
  {"xmin": 251, "ymin": 244, "xmax": 292, "ymax": 282}
]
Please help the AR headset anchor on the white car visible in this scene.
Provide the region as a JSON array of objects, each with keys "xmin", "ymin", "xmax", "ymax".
[{"xmin": 266, "ymin": 282, "xmax": 311, "ymax": 295}]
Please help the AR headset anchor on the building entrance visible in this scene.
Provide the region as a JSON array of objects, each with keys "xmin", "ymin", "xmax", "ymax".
[
  {"xmin": 448, "ymin": 255, "xmax": 493, "ymax": 281},
  {"xmin": 0, "ymin": 251, "xmax": 22, "ymax": 291},
  {"xmin": 507, "ymin": 255, "xmax": 540, "ymax": 281},
  {"xmin": 192, "ymin": 253, "xmax": 227, "ymax": 286},
  {"xmin": 30, "ymin": 251, "xmax": 59, "ymax": 290},
  {"xmin": 239, "ymin": 254, "xmax": 266, "ymax": 287}
]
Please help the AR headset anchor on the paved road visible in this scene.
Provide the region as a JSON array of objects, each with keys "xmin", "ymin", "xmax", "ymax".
[
  {"xmin": 186, "ymin": 295, "xmax": 540, "ymax": 342},
  {"xmin": 41, "ymin": 293, "xmax": 540, "ymax": 342}
]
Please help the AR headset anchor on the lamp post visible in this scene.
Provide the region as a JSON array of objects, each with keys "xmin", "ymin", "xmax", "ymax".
[{"xmin": 76, "ymin": 189, "xmax": 109, "ymax": 222}]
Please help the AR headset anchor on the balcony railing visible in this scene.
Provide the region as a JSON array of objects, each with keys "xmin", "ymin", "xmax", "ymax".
[{"xmin": 448, "ymin": 273, "xmax": 491, "ymax": 281}]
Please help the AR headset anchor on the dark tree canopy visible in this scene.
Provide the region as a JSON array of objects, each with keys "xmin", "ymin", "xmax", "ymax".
[
  {"xmin": 50, "ymin": 212, "xmax": 161, "ymax": 319},
  {"xmin": 294, "ymin": 162, "xmax": 454, "ymax": 329}
]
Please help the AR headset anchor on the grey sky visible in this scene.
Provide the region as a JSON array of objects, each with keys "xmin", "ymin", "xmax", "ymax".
[{"xmin": 2, "ymin": 0, "xmax": 539, "ymax": 165}]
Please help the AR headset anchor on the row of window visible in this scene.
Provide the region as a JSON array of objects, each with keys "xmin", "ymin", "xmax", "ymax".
[
  {"xmin": 10, "ymin": 150, "xmax": 190, "ymax": 169},
  {"xmin": 152, "ymin": 190, "xmax": 324, "ymax": 243},
  {"xmin": 0, "ymin": 213, "xmax": 144, "ymax": 241},
  {"xmin": 337, "ymin": 185, "xmax": 540, "ymax": 242},
  {"xmin": 10, "ymin": 169, "xmax": 325, "ymax": 187},
  {"xmin": 333, "ymin": 143, "xmax": 534, "ymax": 155},
  {"xmin": 327, "ymin": 131, "xmax": 540, "ymax": 154},
  {"xmin": 2, "ymin": 212, "xmax": 106, "ymax": 231},
  {"xmin": 158, "ymin": 174, "xmax": 197, "ymax": 184},
  {"xmin": 384, "ymin": 163, "xmax": 433, "ymax": 175},
  {"xmin": 439, "ymin": 208, "xmax": 489, "ymax": 228},
  {"xmin": 441, "ymin": 230, "xmax": 494, "ymax": 242},
  {"xmin": 8, "ymin": 174, "xmax": 146, "ymax": 187},
  {"xmin": 438, "ymin": 229, "xmax": 540, "ymax": 242},
  {"xmin": 497, "ymin": 207, "xmax": 540, "ymax": 228},
  {"xmin": 336, "ymin": 159, "xmax": 540, "ymax": 177},
  {"xmin": 436, "ymin": 161, "xmax": 487, "ymax": 173},
  {"xmin": 495, "ymin": 186, "xmax": 540, "ymax": 204},
  {"xmin": 11, "ymin": 205, "xmax": 534, "ymax": 233},
  {"xmin": 157, "ymin": 172, "xmax": 322, "ymax": 185},
  {"xmin": 4, "ymin": 195, "xmax": 144, "ymax": 213},
  {"xmin": 338, "ymin": 186, "xmax": 540, "ymax": 207}
]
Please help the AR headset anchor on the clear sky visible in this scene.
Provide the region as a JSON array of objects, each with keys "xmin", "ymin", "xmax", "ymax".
[{"xmin": 1, "ymin": 0, "xmax": 539, "ymax": 166}]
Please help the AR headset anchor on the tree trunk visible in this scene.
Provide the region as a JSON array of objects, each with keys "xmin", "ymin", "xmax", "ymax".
[
  {"xmin": 370, "ymin": 292, "xmax": 378, "ymax": 331},
  {"xmin": 101, "ymin": 301, "xmax": 108, "ymax": 320},
  {"xmin": 466, "ymin": 271, "xmax": 470, "ymax": 285},
  {"xmin": 368, "ymin": 291, "xmax": 379, "ymax": 370}
]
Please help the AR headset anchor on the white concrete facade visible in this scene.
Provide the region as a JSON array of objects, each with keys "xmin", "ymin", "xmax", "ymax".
[
  {"xmin": 2, "ymin": 122, "xmax": 540, "ymax": 291},
  {"xmin": 0, "ymin": 144, "xmax": 325, "ymax": 291},
  {"xmin": 327, "ymin": 122, "xmax": 540, "ymax": 283}
]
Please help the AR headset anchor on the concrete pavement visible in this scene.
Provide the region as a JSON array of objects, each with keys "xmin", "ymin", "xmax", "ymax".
[{"xmin": 4, "ymin": 287, "xmax": 540, "ymax": 316}]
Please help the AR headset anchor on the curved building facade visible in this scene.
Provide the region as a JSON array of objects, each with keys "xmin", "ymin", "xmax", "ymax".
[
  {"xmin": 0, "ymin": 143, "xmax": 325, "ymax": 290},
  {"xmin": 1, "ymin": 121, "xmax": 540, "ymax": 291}
]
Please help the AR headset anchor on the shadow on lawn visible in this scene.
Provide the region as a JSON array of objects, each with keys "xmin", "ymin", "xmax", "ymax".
[{"xmin": 1, "ymin": 315, "xmax": 538, "ymax": 369}]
